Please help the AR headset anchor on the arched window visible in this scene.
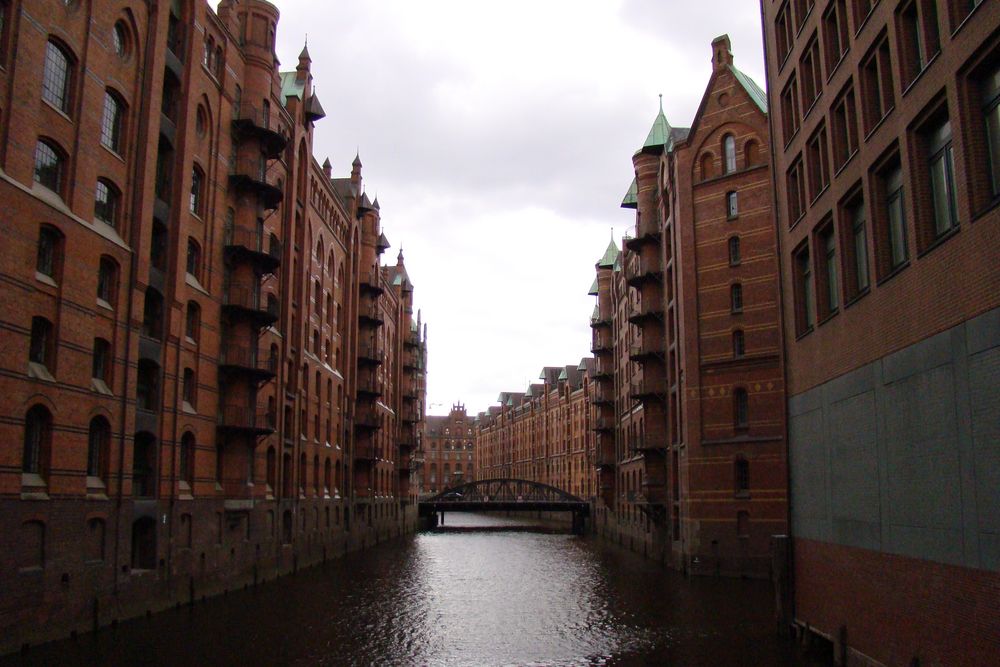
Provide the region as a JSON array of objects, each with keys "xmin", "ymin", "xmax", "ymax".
[
  {"xmin": 136, "ymin": 359, "xmax": 159, "ymax": 411},
  {"xmin": 744, "ymin": 139, "xmax": 759, "ymax": 167},
  {"xmin": 131, "ymin": 517, "xmax": 157, "ymax": 569},
  {"xmin": 700, "ymin": 153, "xmax": 714, "ymax": 180},
  {"xmin": 733, "ymin": 329, "xmax": 746, "ymax": 358},
  {"xmin": 22, "ymin": 405, "xmax": 53, "ymax": 479},
  {"xmin": 185, "ymin": 301, "xmax": 201, "ymax": 342},
  {"xmin": 298, "ymin": 453, "xmax": 306, "ymax": 494},
  {"xmin": 182, "ymin": 367, "xmax": 196, "ymax": 407},
  {"xmin": 42, "ymin": 40, "xmax": 72, "ymax": 112},
  {"xmin": 735, "ymin": 456, "xmax": 750, "ymax": 494},
  {"xmin": 266, "ymin": 446, "xmax": 276, "ymax": 490},
  {"xmin": 282, "ymin": 452, "xmax": 293, "ymax": 497},
  {"xmin": 29, "ymin": 316, "xmax": 54, "ymax": 371},
  {"xmin": 190, "ymin": 165, "xmax": 205, "ymax": 215},
  {"xmin": 728, "ymin": 236, "xmax": 741, "ymax": 265},
  {"xmin": 92, "ymin": 337, "xmax": 111, "ymax": 385},
  {"xmin": 132, "ymin": 431, "xmax": 157, "ymax": 497},
  {"xmin": 324, "ymin": 458, "xmax": 331, "ymax": 495},
  {"xmin": 142, "ymin": 288, "xmax": 164, "ymax": 339},
  {"xmin": 100, "ymin": 90, "xmax": 125, "ymax": 153},
  {"xmin": 150, "ymin": 221, "xmax": 168, "ymax": 271},
  {"xmin": 312, "ymin": 454, "xmax": 320, "ymax": 495},
  {"xmin": 112, "ymin": 21, "xmax": 129, "ymax": 59},
  {"xmin": 733, "ymin": 388, "xmax": 749, "ymax": 429},
  {"xmin": 36, "ymin": 224, "xmax": 62, "ymax": 280},
  {"xmin": 87, "ymin": 416, "xmax": 111, "ymax": 480},
  {"xmin": 97, "ymin": 256, "xmax": 118, "ymax": 306},
  {"xmin": 179, "ymin": 432, "xmax": 195, "ymax": 485},
  {"xmin": 186, "ymin": 237, "xmax": 201, "ymax": 279},
  {"xmin": 34, "ymin": 139, "xmax": 65, "ymax": 194},
  {"xmin": 94, "ymin": 179, "xmax": 121, "ymax": 229},
  {"xmin": 730, "ymin": 283, "xmax": 743, "ymax": 313},
  {"xmin": 723, "ymin": 134, "xmax": 736, "ymax": 173}
]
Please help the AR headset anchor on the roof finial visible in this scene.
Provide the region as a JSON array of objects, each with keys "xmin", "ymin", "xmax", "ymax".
[{"xmin": 658, "ymin": 93, "xmax": 663, "ymax": 112}]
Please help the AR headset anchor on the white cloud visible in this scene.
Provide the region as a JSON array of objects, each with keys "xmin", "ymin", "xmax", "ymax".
[{"xmin": 232, "ymin": 0, "xmax": 767, "ymax": 414}]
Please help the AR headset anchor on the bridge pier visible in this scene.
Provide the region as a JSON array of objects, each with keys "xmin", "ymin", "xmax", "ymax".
[{"xmin": 571, "ymin": 510, "xmax": 586, "ymax": 535}]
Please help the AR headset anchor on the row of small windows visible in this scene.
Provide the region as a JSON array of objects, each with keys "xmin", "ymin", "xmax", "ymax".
[
  {"xmin": 791, "ymin": 66, "xmax": 998, "ymax": 336},
  {"xmin": 700, "ymin": 136, "xmax": 761, "ymax": 181}
]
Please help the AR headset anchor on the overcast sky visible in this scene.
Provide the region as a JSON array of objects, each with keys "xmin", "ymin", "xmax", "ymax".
[{"xmin": 250, "ymin": 0, "xmax": 767, "ymax": 416}]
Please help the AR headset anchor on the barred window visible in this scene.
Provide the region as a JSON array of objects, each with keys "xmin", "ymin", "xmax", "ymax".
[
  {"xmin": 42, "ymin": 41, "xmax": 71, "ymax": 112},
  {"xmin": 94, "ymin": 179, "xmax": 120, "ymax": 227},
  {"xmin": 100, "ymin": 92, "xmax": 124, "ymax": 153},
  {"xmin": 33, "ymin": 140, "xmax": 64, "ymax": 193}
]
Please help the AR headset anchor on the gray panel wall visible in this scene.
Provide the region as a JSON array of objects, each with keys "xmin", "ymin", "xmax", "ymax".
[{"xmin": 789, "ymin": 307, "xmax": 1000, "ymax": 571}]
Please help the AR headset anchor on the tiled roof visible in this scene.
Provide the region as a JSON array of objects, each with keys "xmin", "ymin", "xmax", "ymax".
[
  {"xmin": 597, "ymin": 239, "xmax": 619, "ymax": 268},
  {"xmin": 621, "ymin": 177, "xmax": 638, "ymax": 209},
  {"xmin": 589, "ymin": 277, "xmax": 599, "ymax": 296}
]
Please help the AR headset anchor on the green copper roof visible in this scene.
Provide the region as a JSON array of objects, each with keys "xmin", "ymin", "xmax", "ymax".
[
  {"xmin": 558, "ymin": 368, "xmax": 568, "ymax": 381},
  {"xmin": 588, "ymin": 277, "xmax": 599, "ymax": 296},
  {"xmin": 597, "ymin": 239, "xmax": 620, "ymax": 268},
  {"xmin": 729, "ymin": 65, "xmax": 768, "ymax": 113},
  {"xmin": 279, "ymin": 72, "xmax": 305, "ymax": 103},
  {"xmin": 591, "ymin": 304, "xmax": 600, "ymax": 321},
  {"xmin": 621, "ymin": 177, "xmax": 638, "ymax": 209},
  {"xmin": 643, "ymin": 96, "xmax": 673, "ymax": 150}
]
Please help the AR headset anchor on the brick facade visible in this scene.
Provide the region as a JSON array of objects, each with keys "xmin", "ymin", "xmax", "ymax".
[
  {"xmin": 0, "ymin": 0, "xmax": 426, "ymax": 653},
  {"xmin": 421, "ymin": 402, "xmax": 475, "ymax": 494},
  {"xmin": 761, "ymin": 0, "xmax": 1000, "ymax": 663}
]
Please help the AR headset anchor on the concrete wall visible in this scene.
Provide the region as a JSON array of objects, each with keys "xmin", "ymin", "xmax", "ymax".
[{"xmin": 789, "ymin": 306, "xmax": 1000, "ymax": 571}]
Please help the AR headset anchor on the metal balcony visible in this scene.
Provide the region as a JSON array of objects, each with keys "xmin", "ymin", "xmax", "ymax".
[
  {"xmin": 401, "ymin": 407, "xmax": 420, "ymax": 425},
  {"xmin": 223, "ymin": 224, "xmax": 281, "ymax": 274},
  {"xmin": 221, "ymin": 283, "xmax": 279, "ymax": 327},
  {"xmin": 590, "ymin": 364, "xmax": 613, "ymax": 380},
  {"xmin": 591, "ymin": 386, "xmax": 614, "ymax": 406},
  {"xmin": 357, "ymin": 375, "xmax": 382, "ymax": 398},
  {"xmin": 593, "ymin": 416, "xmax": 615, "ymax": 432},
  {"xmin": 630, "ymin": 378, "xmax": 665, "ymax": 400},
  {"xmin": 217, "ymin": 405, "xmax": 275, "ymax": 436},
  {"xmin": 359, "ymin": 270, "xmax": 384, "ymax": 296},
  {"xmin": 357, "ymin": 340, "xmax": 383, "ymax": 366},
  {"xmin": 231, "ymin": 103, "xmax": 288, "ymax": 159},
  {"xmin": 590, "ymin": 314, "xmax": 612, "ymax": 329},
  {"xmin": 628, "ymin": 302, "xmax": 664, "ymax": 325},
  {"xmin": 403, "ymin": 332, "xmax": 420, "ymax": 349},
  {"xmin": 354, "ymin": 441, "xmax": 382, "ymax": 461},
  {"xmin": 358, "ymin": 302, "xmax": 384, "ymax": 327},
  {"xmin": 228, "ymin": 158, "xmax": 283, "ymax": 210},
  {"xmin": 354, "ymin": 408, "xmax": 380, "ymax": 431},
  {"xmin": 590, "ymin": 332, "xmax": 613, "ymax": 355},
  {"xmin": 218, "ymin": 344, "xmax": 278, "ymax": 381},
  {"xmin": 624, "ymin": 223, "xmax": 661, "ymax": 251},
  {"xmin": 633, "ymin": 435, "xmax": 668, "ymax": 453},
  {"xmin": 629, "ymin": 340, "xmax": 666, "ymax": 362},
  {"xmin": 625, "ymin": 259, "xmax": 663, "ymax": 287}
]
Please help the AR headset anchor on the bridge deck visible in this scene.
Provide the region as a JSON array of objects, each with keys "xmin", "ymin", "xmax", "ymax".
[{"xmin": 418, "ymin": 500, "xmax": 589, "ymax": 516}]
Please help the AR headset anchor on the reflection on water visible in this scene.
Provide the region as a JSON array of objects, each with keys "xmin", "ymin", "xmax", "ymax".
[{"xmin": 4, "ymin": 513, "xmax": 806, "ymax": 666}]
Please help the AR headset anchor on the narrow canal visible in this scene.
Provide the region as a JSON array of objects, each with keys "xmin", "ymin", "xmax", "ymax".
[{"xmin": 5, "ymin": 513, "xmax": 819, "ymax": 666}]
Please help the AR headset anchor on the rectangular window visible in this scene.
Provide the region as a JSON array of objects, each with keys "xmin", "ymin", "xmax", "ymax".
[
  {"xmin": 781, "ymin": 76, "xmax": 801, "ymax": 145},
  {"xmin": 874, "ymin": 158, "xmax": 909, "ymax": 277},
  {"xmin": 860, "ymin": 33, "xmax": 894, "ymax": 134},
  {"xmin": 775, "ymin": 1, "xmax": 794, "ymax": 65},
  {"xmin": 839, "ymin": 190, "xmax": 870, "ymax": 301},
  {"xmin": 787, "ymin": 156, "xmax": 806, "ymax": 224},
  {"xmin": 983, "ymin": 63, "xmax": 1000, "ymax": 200},
  {"xmin": 793, "ymin": 0, "xmax": 815, "ymax": 32},
  {"xmin": 793, "ymin": 242, "xmax": 815, "ymax": 334},
  {"xmin": 816, "ymin": 221, "xmax": 839, "ymax": 316},
  {"xmin": 852, "ymin": 0, "xmax": 874, "ymax": 28},
  {"xmin": 807, "ymin": 123, "xmax": 830, "ymax": 200},
  {"xmin": 831, "ymin": 83, "xmax": 859, "ymax": 170},
  {"xmin": 897, "ymin": 0, "xmax": 940, "ymax": 89},
  {"xmin": 92, "ymin": 338, "xmax": 110, "ymax": 382},
  {"xmin": 822, "ymin": 0, "xmax": 850, "ymax": 72},
  {"xmin": 726, "ymin": 191, "xmax": 739, "ymax": 218},
  {"xmin": 923, "ymin": 114, "xmax": 958, "ymax": 240},
  {"xmin": 800, "ymin": 35, "xmax": 823, "ymax": 111}
]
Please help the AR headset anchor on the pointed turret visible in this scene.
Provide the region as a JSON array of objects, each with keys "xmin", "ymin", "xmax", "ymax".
[
  {"xmin": 597, "ymin": 238, "xmax": 620, "ymax": 269},
  {"xmin": 296, "ymin": 42, "xmax": 311, "ymax": 84},
  {"xmin": 322, "ymin": 158, "xmax": 332, "ymax": 178},
  {"xmin": 642, "ymin": 94, "xmax": 673, "ymax": 153},
  {"xmin": 711, "ymin": 34, "xmax": 734, "ymax": 72}
]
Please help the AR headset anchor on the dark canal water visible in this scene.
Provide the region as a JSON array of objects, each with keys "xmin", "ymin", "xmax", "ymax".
[{"xmin": 5, "ymin": 513, "xmax": 818, "ymax": 666}]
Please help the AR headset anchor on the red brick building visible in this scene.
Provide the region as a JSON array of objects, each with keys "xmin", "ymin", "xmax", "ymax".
[
  {"xmin": 476, "ymin": 361, "xmax": 596, "ymax": 500},
  {"xmin": 592, "ymin": 36, "xmax": 787, "ymax": 575},
  {"xmin": 0, "ymin": 0, "xmax": 425, "ymax": 653},
  {"xmin": 761, "ymin": 0, "xmax": 1000, "ymax": 663},
  {"xmin": 420, "ymin": 402, "xmax": 475, "ymax": 494}
]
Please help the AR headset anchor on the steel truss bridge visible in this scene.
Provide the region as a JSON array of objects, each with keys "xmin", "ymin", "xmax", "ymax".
[{"xmin": 418, "ymin": 478, "xmax": 590, "ymax": 533}]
